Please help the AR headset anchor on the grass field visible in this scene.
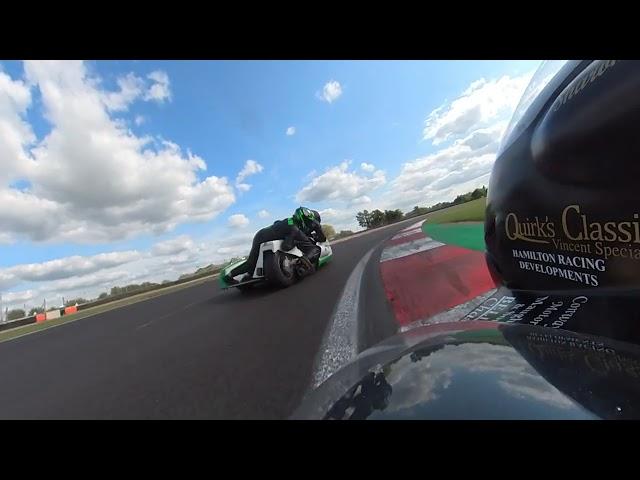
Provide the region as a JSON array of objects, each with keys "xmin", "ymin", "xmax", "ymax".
[
  {"xmin": 424, "ymin": 197, "xmax": 486, "ymax": 224},
  {"xmin": 422, "ymin": 197, "xmax": 487, "ymax": 251}
]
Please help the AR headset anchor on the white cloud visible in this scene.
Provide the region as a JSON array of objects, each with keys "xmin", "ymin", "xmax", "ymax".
[
  {"xmin": 0, "ymin": 61, "xmax": 235, "ymax": 243},
  {"xmin": 0, "ymin": 250, "xmax": 141, "ymax": 290},
  {"xmin": 236, "ymin": 159, "xmax": 264, "ymax": 184},
  {"xmin": 0, "ymin": 271, "xmax": 16, "ymax": 291},
  {"xmin": 49, "ymin": 270, "xmax": 131, "ymax": 293},
  {"xmin": 2, "ymin": 289, "xmax": 38, "ymax": 306},
  {"xmin": 258, "ymin": 209, "xmax": 270, "ymax": 219},
  {"xmin": 360, "ymin": 162, "xmax": 375, "ymax": 172},
  {"xmin": 144, "ymin": 70, "xmax": 171, "ymax": 103},
  {"xmin": 101, "ymin": 70, "xmax": 171, "ymax": 111},
  {"xmin": 385, "ymin": 127, "xmax": 500, "ymax": 211},
  {"xmin": 318, "ymin": 208, "xmax": 360, "ymax": 232},
  {"xmin": 235, "ymin": 159, "xmax": 264, "ymax": 193},
  {"xmin": 317, "ymin": 80, "xmax": 342, "ymax": 103},
  {"xmin": 296, "ymin": 161, "xmax": 386, "ymax": 204},
  {"xmin": 101, "ymin": 73, "xmax": 145, "ymax": 112},
  {"xmin": 386, "ymin": 342, "xmax": 575, "ymax": 415},
  {"xmin": 320, "ymin": 208, "xmax": 355, "ymax": 223},
  {"xmin": 0, "ymin": 70, "xmax": 36, "ymax": 185},
  {"xmin": 213, "ymin": 231, "xmax": 255, "ymax": 257},
  {"xmin": 286, "ymin": 126, "xmax": 296, "ymax": 136},
  {"xmin": 423, "ymin": 73, "xmax": 531, "ymax": 145},
  {"xmin": 380, "ymin": 72, "xmax": 533, "ymax": 213},
  {"xmin": 0, "ymin": 188, "xmax": 62, "ymax": 242},
  {"xmin": 134, "ymin": 115, "xmax": 145, "ymax": 126},
  {"xmin": 10, "ymin": 251, "xmax": 140, "ymax": 282},
  {"xmin": 228, "ymin": 214, "xmax": 249, "ymax": 228},
  {"xmin": 151, "ymin": 235, "xmax": 195, "ymax": 256},
  {"xmin": 159, "ymin": 253, "xmax": 198, "ymax": 267},
  {"xmin": 351, "ymin": 195, "xmax": 372, "ymax": 206}
]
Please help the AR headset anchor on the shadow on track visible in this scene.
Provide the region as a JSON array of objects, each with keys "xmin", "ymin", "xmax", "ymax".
[
  {"xmin": 207, "ymin": 271, "xmax": 328, "ymax": 305},
  {"xmin": 207, "ymin": 284, "xmax": 283, "ymax": 305}
]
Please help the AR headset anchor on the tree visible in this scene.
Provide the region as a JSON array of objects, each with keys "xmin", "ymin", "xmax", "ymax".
[
  {"xmin": 358, "ymin": 208, "xmax": 404, "ymax": 227},
  {"xmin": 406, "ymin": 206, "xmax": 428, "ymax": 218},
  {"xmin": 470, "ymin": 187, "xmax": 485, "ymax": 200},
  {"xmin": 110, "ymin": 286, "xmax": 122, "ymax": 296},
  {"xmin": 98, "ymin": 292, "xmax": 109, "ymax": 299},
  {"xmin": 384, "ymin": 209, "xmax": 403, "ymax": 224},
  {"xmin": 29, "ymin": 307, "xmax": 44, "ymax": 316},
  {"xmin": 453, "ymin": 193, "xmax": 467, "ymax": 204},
  {"xmin": 370, "ymin": 209, "xmax": 386, "ymax": 228},
  {"xmin": 7, "ymin": 309, "xmax": 26, "ymax": 321},
  {"xmin": 356, "ymin": 210, "xmax": 372, "ymax": 229},
  {"xmin": 322, "ymin": 224, "xmax": 336, "ymax": 239}
]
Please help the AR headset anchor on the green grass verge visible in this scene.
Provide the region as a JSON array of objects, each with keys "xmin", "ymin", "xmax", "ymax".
[
  {"xmin": 422, "ymin": 198, "xmax": 487, "ymax": 251},
  {"xmin": 424, "ymin": 223, "xmax": 486, "ymax": 252},
  {"xmin": 425, "ymin": 197, "xmax": 486, "ymax": 224},
  {"xmin": 0, "ymin": 273, "xmax": 218, "ymax": 343}
]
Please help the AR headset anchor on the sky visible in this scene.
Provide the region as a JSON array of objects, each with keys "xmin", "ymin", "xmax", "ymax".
[{"xmin": 0, "ymin": 59, "xmax": 541, "ymax": 311}]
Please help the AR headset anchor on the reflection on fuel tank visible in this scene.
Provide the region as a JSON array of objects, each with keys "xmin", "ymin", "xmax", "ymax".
[
  {"xmin": 501, "ymin": 324, "xmax": 640, "ymax": 419},
  {"xmin": 324, "ymin": 371, "xmax": 393, "ymax": 420}
]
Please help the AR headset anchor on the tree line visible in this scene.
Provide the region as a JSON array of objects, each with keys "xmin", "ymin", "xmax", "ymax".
[
  {"xmin": 405, "ymin": 186, "xmax": 488, "ymax": 218},
  {"xmin": 355, "ymin": 209, "xmax": 404, "ymax": 229},
  {"xmin": 355, "ymin": 186, "xmax": 488, "ymax": 229}
]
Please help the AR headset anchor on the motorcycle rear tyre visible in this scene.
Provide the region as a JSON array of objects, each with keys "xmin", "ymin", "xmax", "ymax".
[{"xmin": 264, "ymin": 251, "xmax": 296, "ymax": 288}]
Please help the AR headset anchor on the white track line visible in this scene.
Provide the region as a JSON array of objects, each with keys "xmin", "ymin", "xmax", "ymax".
[
  {"xmin": 391, "ymin": 228, "xmax": 422, "ymax": 240},
  {"xmin": 311, "ymin": 246, "xmax": 376, "ymax": 389},
  {"xmin": 389, "ymin": 220, "xmax": 426, "ymax": 240},
  {"xmin": 380, "ymin": 237, "xmax": 444, "ymax": 262},
  {"xmin": 405, "ymin": 220, "xmax": 426, "ymax": 231}
]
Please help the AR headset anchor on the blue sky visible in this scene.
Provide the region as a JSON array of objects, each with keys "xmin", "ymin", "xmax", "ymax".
[{"xmin": 0, "ymin": 60, "xmax": 541, "ymax": 309}]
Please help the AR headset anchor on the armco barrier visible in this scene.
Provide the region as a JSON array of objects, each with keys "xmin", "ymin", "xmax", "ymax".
[
  {"xmin": 0, "ymin": 309, "xmax": 63, "ymax": 333},
  {"xmin": 0, "ymin": 315, "xmax": 37, "ymax": 332},
  {"xmin": 45, "ymin": 310, "xmax": 61, "ymax": 320}
]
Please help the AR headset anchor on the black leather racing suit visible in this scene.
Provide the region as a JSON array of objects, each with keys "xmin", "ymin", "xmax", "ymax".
[{"xmin": 229, "ymin": 217, "xmax": 326, "ymax": 279}]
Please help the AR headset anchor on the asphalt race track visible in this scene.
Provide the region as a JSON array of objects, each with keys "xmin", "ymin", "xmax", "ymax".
[{"xmin": 0, "ymin": 218, "xmax": 425, "ymax": 419}]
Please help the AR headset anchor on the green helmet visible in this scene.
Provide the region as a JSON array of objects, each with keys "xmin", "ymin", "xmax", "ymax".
[{"xmin": 293, "ymin": 206, "xmax": 316, "ymax": 229}]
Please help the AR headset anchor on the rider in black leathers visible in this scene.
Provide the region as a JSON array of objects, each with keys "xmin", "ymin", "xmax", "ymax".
[{"xmin": 224, "ymin": 207, "xmax": 326, "ymax": 284}]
